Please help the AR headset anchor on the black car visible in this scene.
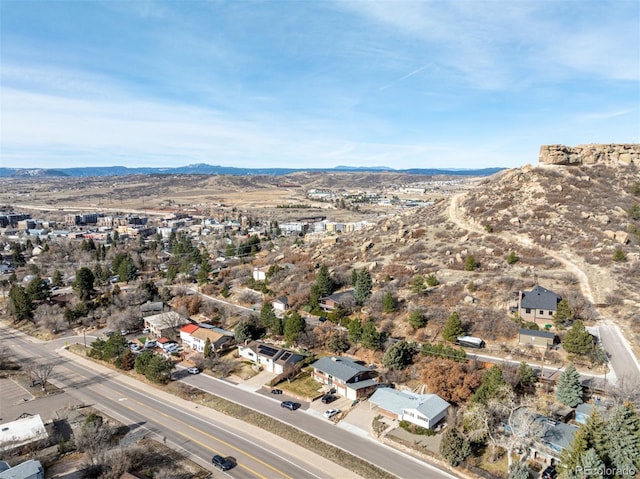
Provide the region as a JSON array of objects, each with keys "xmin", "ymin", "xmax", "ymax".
[
  {"xmin": 541, "ymin": 466, "xmax": 557, "ymax": 479},
  {"xmin": 321, "ymin": 394, "xmax": 336, "ymax": 404},
  {"xmin": 212, "ymin": 454, "xmax": 233, "ymax": 471},
  {"xmin": 271, "ymin": 388, "xmax": 283, "ymax": 394},
  {"xmin": 281, "ymin": 400, "xmax": 300, "ymax": 410}
]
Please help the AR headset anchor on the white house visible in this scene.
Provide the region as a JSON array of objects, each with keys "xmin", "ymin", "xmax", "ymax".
[
  {"xmin": 238, "ymin": 341, "xmax": 304, "ymax": 374},
  {"xmin": 0, "ymin": 415, "xmax": 48, "ymax": 452},
  {"xmin": 253, "ymin": 267, "xmax": 267, "ymax": 281},
  {"xmin": 369, "ymin": 388, "xmax": 450, "ymax": 429},
  {"xmin": 144, "ymin": 311, "xmax": 190, "ymax": 340},
  {"xmin": 272, "ymin": 296, "xmax": 289, "ymax": 314}
]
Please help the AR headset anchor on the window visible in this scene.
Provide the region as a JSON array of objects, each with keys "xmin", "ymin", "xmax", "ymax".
[
  {"xmin": 549, "ymin": 311, "xmax": 553, "ymax": 315},
  {"xmin": 525, "ymin": 308, "xmax": 531, "ymax": 314},
  {"xmin": 539, "ymin": 310, "xmax": 544, "ymax": 315}
]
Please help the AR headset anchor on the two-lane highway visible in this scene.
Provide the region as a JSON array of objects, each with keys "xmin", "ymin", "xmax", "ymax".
[{"xmin": 2, "ymin": 323, "xmax": 460, "ymax": 479}]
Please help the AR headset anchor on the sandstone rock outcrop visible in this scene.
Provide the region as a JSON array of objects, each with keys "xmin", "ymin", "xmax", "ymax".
[{"xmin": 539, "ymin": 144, "xmax": 640, "ymax": 166}]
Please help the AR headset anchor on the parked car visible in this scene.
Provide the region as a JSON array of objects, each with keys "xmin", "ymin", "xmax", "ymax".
[
  {"xmin": 321, "ymin": 394, "xmax": 336, "ymax": 404},
  {"xmin": 187, "ymin": 367, "xmax": 200, "ymax": 374},
  {"xmin": 281, "ymin": 401, "xmax": 300, "ymax": 411},
  {"xmin": 144, "ymin": 340, "xmax": 157, "ymax": 348},
  {"xmin": 142, "ymin": 328, "xmax": 150, "ymax": 334},
  {"xmin": 541, "ymin": 466, "xmax": 557, "ymax": 479},
  {"xmin": 120, "ymin": 329, "xmax": 130, "ymax": 336},
  {"xmin": 270, "ymin": 388, "xmax": 283, "ymax": 395},
  {"xmin": 211, "ymin": 454, "xmax": 233, "ymax": 471},
  {"xmin": 324, "ymin": 408, "xmax": 341, "ymax": 419},
  {"xmin": 129, "ymin": 344, "xmax": 141, "ymax": 352}
]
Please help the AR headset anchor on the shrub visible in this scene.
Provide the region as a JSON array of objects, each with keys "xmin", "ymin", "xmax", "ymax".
[
  {"xmin": 612, "ymin": 248, "xmax": 627, "ymax": 262},
  {"xmin": 399, "ymin": 420, "xmax": 436, "ymax": 436}
]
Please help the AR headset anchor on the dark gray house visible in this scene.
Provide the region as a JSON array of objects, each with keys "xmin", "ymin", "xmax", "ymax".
[
  {"xmin": 516, "ymin": 285, "xmax": 562, "ymax": 325},
  {"xmin": 311, "ymin": 356, "xmax": 378, "ymax": 400}
]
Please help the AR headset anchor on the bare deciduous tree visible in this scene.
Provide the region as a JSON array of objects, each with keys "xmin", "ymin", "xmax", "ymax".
[
  {"xmin": 464, "ymin": 387, "xmax": 545, "ymax": 469},
  {"xmin": 29, "ymin": 361, "xmax": 56, "ymax": 391}
]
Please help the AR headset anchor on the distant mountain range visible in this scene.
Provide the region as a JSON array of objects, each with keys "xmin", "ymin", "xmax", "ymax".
[{"xmin": 0, "ymin": 164, "xmax": 505, "ymax": 178}]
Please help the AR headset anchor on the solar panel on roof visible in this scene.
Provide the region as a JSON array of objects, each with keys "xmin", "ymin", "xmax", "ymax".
[{"xmin": 258, "ymin": 345, "xmax": 279, "ymax": 357}]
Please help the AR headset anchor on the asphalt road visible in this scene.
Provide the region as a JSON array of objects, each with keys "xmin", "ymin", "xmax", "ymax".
[
  {"xmin": 1, "ymin": 324, "xmax": 459, "ymax": 479},
  {"xmin": 598, "ymin": 323, "xmax": 640, "ymax": 384}
]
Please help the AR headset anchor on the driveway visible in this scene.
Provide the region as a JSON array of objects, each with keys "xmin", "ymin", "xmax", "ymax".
[{"xmin": 338, "ymin": 400, "xmax": 377, "ymax": 438}]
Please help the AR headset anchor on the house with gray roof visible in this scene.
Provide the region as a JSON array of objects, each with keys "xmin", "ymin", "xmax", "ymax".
[
  {"xmin": 319, "ymin": 290, "xmax": 355, "ymax": 312},
  {"xmin": 531, "ymin": 415, "xmax": 579, "ymax": 464},
  {"xmin": 311, "ymin": 356, "xmax": 378, "ymax": 400},
  {"xmin": 515, "ymin": 285, "xmax": 562, "ymax": 326},
  {"xmin": 0, "ymin": 460, "xmax": 44, "ymax": 479},
  {"xmin": 238, "ymin": 341, "xmax": 304, "ymax": 374},
  {"xmin": 369, "ymin": 388, "xmax": 450, "ymax": 429}
]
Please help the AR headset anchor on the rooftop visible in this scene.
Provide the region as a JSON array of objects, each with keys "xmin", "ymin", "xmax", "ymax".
[
  {"xmin": 311, "ymin": 356, "xmax": 373, "ymax": 382},
  {"xmin": 369, "ymin": 388, "xmax": 450, "ymax": 419}
]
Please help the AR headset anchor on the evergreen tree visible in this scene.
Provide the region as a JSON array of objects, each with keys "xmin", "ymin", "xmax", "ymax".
[
  {"xmin": 442, "ymin": 311, "xmax": 464, "ymax": 342},
  {"xmin": 353, "ymin": 268, "xmax": 372, "ymax": 305},
  {"xmin": 234, "ymin": 321, "xmax": 254, "ymax": 344},
  {"xmin": 506, "ymin": 251, "xmax": 519, "ymax": 265},
  {"xmin": 260, "ymin": 302, "xmax": 282, "ymax": 335},
  {"xmin": 408, "ymin": 310, "xmax": 426, "ymax": 329},
  {"xmin": 315, "ymin": 264, "xmax": 333, "ymax": 297},
  {"xmin": 554, "ymin": 298, "xmax": 574, "ymax": 327},
  {"xmin": 361, "ymin": 320, "xmax": 384, "ymax": 350},
  {"xmin": 284, "ymin": 312, "xmax": 306, "ymax": 344},
  {"xmin": 26, "ymin": 276, "xmax": 50, "ymax": 301},
  {"xmin": 563, "ymin": 321, "xmax": 594, "ymax": 355},
  {"xmin": 382, "ymin": 291, "xmax": 396, "ymax": 313},
  {"xmin": 382, "ymin": 340, "xmax": 415, "ymax": 370},
  {"xmin": 326, "ymin": 333, "xmax": 350, "ymax": 354},
  {"xmin": 112, "ymin": 253, "xmax": 137, "ymax": 283},
  {"xmin": 425, "ymin": 274, "xmax": 440, "ymax": 287},
  {"xmin": 347, "ymin": 319, "xmax": 363, "ymax": 344},
  {"xmin": 8, "ymin": 284, "xmax": 33, "ymax": 322},
  {"xmin": 439, "ymin": 427, "xmax": 471, "ymax": 467},
  {"xmin": 508, "ymin": 462, "xmax": 529, "ymax": 479},
  {"xmin": 560, "ymin": 414, "xmax": 607, "ymax": 475},
  {"xmin": 351, "ymin": 269, "xmax": 359, "ymax": 287},
  {"xmin": 555, "ymin": 363, "xmax": 583, "ymax": 407},
  {"xmin": 11, "ymin": 243, "xmax": 26, "ymax": 267},
  {"xmin": 517, "ymin": 361, "xmax": 537, "ymax": 390},
  {"xmin": 203, "ymin": 337, "xmax": 213, "ymax": 358},
  {"xmin": 73, "ymin": 267, "xmax": 95, "ymax": 301},
  {"xmin": 605, "ymin": 404, "xmax": 640, "ymax": 478},
  {"xmin": 472, "ymin": 366, "xmax": 507, "ymax": 404},
  {"xmin": 411, "ymin": 275, "xmax": 427, "ymax": 295},
  {"xmin": 464, "ymin": 254, "xmax": 478, "ymax": 271},
  {"xmin": 577, "ymin": 448, "xmax": 606, "ymax": 478},
  {"xmin": 197, "ymin": 259, "xmax": 212, "ymax": 284}
]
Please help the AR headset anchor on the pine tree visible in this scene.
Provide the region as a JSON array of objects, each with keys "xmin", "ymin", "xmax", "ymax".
[
  {"xmin": 284, "ymin": 312, "xmax": 306, "ymax": 344},
  {"xmin": 326, "ymin": 333, "xmax": 350, "ymax": 354},
  {"xmin": 315, "ymin": 264, "xmax": 333, "ymax": 297},
  {"xmin": 517, "ymin": 361, "xmax": 537, "ymax": 390},
  {"xmin": 382, "ymin": 341, "xmax": 415, "ymax": 370},
  {"xmin": 560, "ymin": 413, "xmax": 607, "ymax": 475},
  {"xmin": 464, "ymin": 254, "xmax": 478, "ymax": 271},
  {"xmin": 471, "ymin": 366, "xmax": 507, "ymax": 404},
  {"xmin": 354, "ymin": 269, "xmax": 372, "ymax": 305},
  {"xmin": 439, "ymin": 427, "xmax": 471, "ymax": 467},
  {"xmin": 382, "ymin": 291, "xmax": 396, "ymax": 313},
  {"xmin": 554, "ymin": 298, "xmax": 574, "ymax": 327},
  {"xmin": 347, "ymin": 319, "xmax": 363, "ymax": 344},
  {"xmin": 442, "ymin": 311, "xmax": 464, "ymax": 342},
  {"xmin": 408, "ymin": 310, "xmax": 426, "ymax": 329},
  {"xmin": 73, "ymin": 267, "xmax": 95, "ymax": 301},
  {"xmin": 563, "ymin": 321, "xmax": 595, "ymax": 355},
  {"xmin": 8, "ymin": 284, "xmax": 33, "ymax": 322},
  {"xmin": 555, "ymin": 363, "xmax": 583, "ymax": 407},
  {"xmin": 605, "ymin": 403, "xmax": 640, "ymax": 478},
  {"xmin": 361, "ymin": 321, "xmax": 384, "ymax": 350},
  {"xmin": 578, "ymin": 448, "xmax": 605, "ymax": 478}
]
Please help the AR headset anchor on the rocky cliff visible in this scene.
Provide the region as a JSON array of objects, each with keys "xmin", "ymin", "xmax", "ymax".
[{"xmin": 539, "ymin": 144, "xmax": 640, "ymax": 166}]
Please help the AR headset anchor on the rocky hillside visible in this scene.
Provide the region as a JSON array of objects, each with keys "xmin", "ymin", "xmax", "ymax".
[{"xmin": 266, "ymin": 145, "xmax": 640, "ymax": 354}]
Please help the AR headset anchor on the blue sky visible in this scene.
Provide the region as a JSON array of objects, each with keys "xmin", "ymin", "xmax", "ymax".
[{"xmin": 1, "ymin": 1, "xmax": 638, "ymax": 170}]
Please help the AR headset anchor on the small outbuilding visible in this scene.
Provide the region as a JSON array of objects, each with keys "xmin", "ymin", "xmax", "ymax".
[{"xmin": 518, "ymin": 328, "xmax": 557, "ymax": 348}]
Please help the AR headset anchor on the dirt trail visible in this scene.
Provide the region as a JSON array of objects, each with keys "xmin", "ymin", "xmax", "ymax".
[{"xmin": 448, "ymin": 193, "xmax": 595, "ymax": 303}]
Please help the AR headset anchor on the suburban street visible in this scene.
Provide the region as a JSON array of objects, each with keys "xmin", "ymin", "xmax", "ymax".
[{"xmin": 0, "ymin": 324, "xmax": 459, "ymax": 479}]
